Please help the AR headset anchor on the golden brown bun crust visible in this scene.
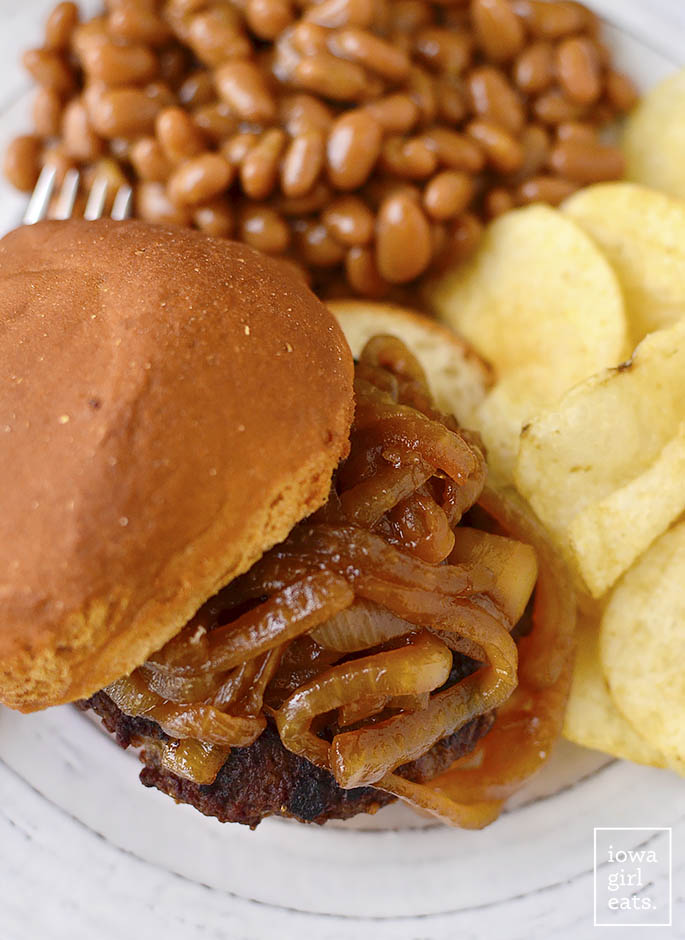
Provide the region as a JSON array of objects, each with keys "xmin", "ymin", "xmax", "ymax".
[{"xmin": 0, "ymin": 220, "xmax": 353, "ymax": 712}]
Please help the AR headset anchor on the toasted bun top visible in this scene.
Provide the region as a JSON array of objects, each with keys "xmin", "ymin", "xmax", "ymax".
[{"xmin": 0, "ymin": 220, "xmax": 353, "ymax": 712}]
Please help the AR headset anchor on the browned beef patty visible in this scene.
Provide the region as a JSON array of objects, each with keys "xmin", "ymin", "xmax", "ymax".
[{"xmin": 80, "ymin": 689, "xmax": 494, "ymax": 828}]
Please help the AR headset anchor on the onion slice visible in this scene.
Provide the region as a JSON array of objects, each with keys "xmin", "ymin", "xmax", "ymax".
[
  {"xmin": 310, "ymin": 598, "xmax": 414, "ymax": 652},
  {"xmin": 159, "ymin": 738, "xmax": 230, "ymax": 785},
  {"xmin": 148, "ymin": 703, "xmax": 265, "ymax": 747},
  {"xmin": 377, "ymin": 773, "xmax": 503, "ymax": 829}
]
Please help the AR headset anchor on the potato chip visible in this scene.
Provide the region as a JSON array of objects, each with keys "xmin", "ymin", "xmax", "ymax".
[
  {"xmin": 563, "ymin": 610, "xmax": 670, "ymax": 769},
  {"xmin": 601, "ymin": 522, "xmax": 685, "ymax": 774},
  {"xmin": 515, "ymin": 318, "xmax": 685, "ymax": 595},
  {"xmin": 623, "ymin": 67, "xmax": 685, "ymax": 202},
  {"xmin": 328, "ymin": 299, "xmax": 491, "ymax": 426},
  {"xmin": 564, "ymin": 182, "xmax": 685, "ymax": 343},
  {"xmin": 425, "ymin": 205, "xmax": 627, "ymax": 478}
]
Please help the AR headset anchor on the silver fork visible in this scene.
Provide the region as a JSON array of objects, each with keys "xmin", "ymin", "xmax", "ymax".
[{"xmin": 23, "ymin": 165, "xmax": 133, "ymax": 225}]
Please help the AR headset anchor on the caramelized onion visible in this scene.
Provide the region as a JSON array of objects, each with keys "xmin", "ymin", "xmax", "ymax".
[
  {"xmin": 148, "ymin": 703, "xmax": 265, "ymax": 747},
  {"xmin": 310, "ymin": 598, "xmax": 414, "ymax": 652},
  {"xmin": 377, "ymin": 773, "xmax": 503, "ymax": 830},
  {"xmin": 159, "ymin": 738, "xmax": 230, "ymax": 785},
  {"xmin": 106, "ymin": 673, "xmax": 161, "ymax": 716}
]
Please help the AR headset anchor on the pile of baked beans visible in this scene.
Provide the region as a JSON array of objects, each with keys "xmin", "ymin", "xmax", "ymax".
[{"xmin": 5, "ymin": 0, "xmax": 637, "ymax": 298}]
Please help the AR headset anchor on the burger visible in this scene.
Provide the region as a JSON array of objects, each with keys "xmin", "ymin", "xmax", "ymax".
[{"xmin": 0, "ymin": 219, "xmax": 574, "ymax": 829}]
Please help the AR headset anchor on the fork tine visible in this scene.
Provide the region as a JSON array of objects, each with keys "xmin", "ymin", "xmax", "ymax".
[
  {"xmin": 23, "ymin": 165, "xmax": 57, "ymax": 225},
  {"xmin": 53, "ymin": 169, "xmax": 80, "ymax": 220},
  {"xmin": 84, "ymin": 176, "xmax": 109, "ymax": 221},
  {"xmin": 111, "ymin": 184, "xmax": 133, "ymax": 221}
]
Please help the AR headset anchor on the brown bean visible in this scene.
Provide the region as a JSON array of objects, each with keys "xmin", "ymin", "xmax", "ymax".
[
  {"xmin": 484, "ymin": 186, "xmax": 514, "ymax": 218},
  {"xmin": 279, "ymin": 94, "xmax": 334, "ymax": 136},
  {"xmin": 4, "ymin": 135, "xmax": 42, "ymax": 192},
  {"xmin": 280, "ymin": 129, "xmax": 325, "ymax": 197},
  {"xmin": 167, "ymin": 153, "xmax": 234, "ymax": 205},
  {"xmin": 158, "ymin": 47, "xmax": 189, "ymax": 88},
  {"xmin": 472, "ymin": 0, "xmax": 525, "ymax": 63},
  {"xmin": 275, "ymin": 181, "xmax": 333, "ymax": 215},
  {"xmin": 40, "ymin": 142, "xmax": 75, "ymax": 185},
  {"xmin": 435, "ymin": 76, "xmax": 467, "ymax": 124},
  {"xmin": 363, "ymin": 94, "xmax": 419, "ymax": 133},
  {"xmin": 423, "ymin": 170, "xmax": 474, "ymax": 220},
  {"xmin": 240, "ymin": 128, "xmax": 286, "ymax": 199},
  {"xmin": 556, "ymin": 121, "xmax": 597, "ymax": 143},
  {"xmin": 407, "ymin": 65, "xmax": 437, "ymax": 124},
  {"xmin": 142, "ymin": 81, "xmax": 177, "ymax": 109},
  {"xmin": 62, "ymin": 99, "xmax": 104, "ymax": 161},
  {"xmin": 89, "ymin": 86, "xmax": 164, "ymax": 138},
  {"xmin": 187, "ymin": 6, "xmax": 252, "ymax": 67},
  {"xmin": 45, "ymin": 2, "xmax": 79, "ymax": 51},
  {"xmin": 549, "ymin": 140, "xmax": 625, "ymax": 183},
  {"xmin": 435, "ymin": 213, "xmax": 483, "ymax": 271},
  {"xmin": 193, "ymin": 103, "xmax": 238, "ymax": 142},
  {"xmin": 468, "ymin": 66, "xmax": 525, "ymax": 134},
  {"xmin": 293, "ymin": 53, "xmax": 368, "ymax": 101},
  {"xmin": 71, "ymin": 17, "xmax": 108, "ymax": 59},
  {"xmin": 507, "ymin": 123, "xmax": 550, "ymax": 182},
  {"xmin": 467, "ymin": 119, "xmax": 523, "ymax": 173},
  {"xmin": 515, "ymin": 175, "xmax": 578, "ymax": 206},
  {"xmin": 513, "ymin": 41, "xmax": 554, "ymax": 94},
  {"xmin": 108, "ymin": 3, "xmax": 172, "ymax": 46},
  {"xmin": 606, "ymin": 70, "xmax": 639, "ymax": 113},
  {"xmin": 322, "ymin": 195, "xmax": 374, "ymax": 245},
  {"xmin": 23, "ymin": 49, "xmax": 75, "ymax": 95},
  {"xmin": 156, "ymin": 107, "xmax": 205, "ymax": 163},
  {"xmin": 327, "ymin": 110, "xmax": 382, "ymax": 190},
  {"xmin": 130, "ymin": 137, "xmax": 174, "ymax": 181},
  {"xmin": 393, "ymin": 1, "xmax": 433, "ymax": 33},
  {"xmin": 178, "ymin": 70, "xmax": 215, "ymax": 108},
  {"xmin": 215, "ymin": 61, "xmax": 277, "ymax": 123},
  {"xmin": 555, "ymin": 37, "xmax": 601, "ymax": 105},
  {"xmin": 295, "ymin": 220, "xmax": 346, "ymax": 267},
  {"xmin": 415, "ymin": 27, "xmax": 472, "ymax": 75},
  {"xmin": 511, "ymin": 1, "xmax": 588, "ymax": 39},
  {"xmin": 421, "ymin": 127, "xmax": 484, "ymax": 173},
  {"xmin": 193, "ymin": 199, "xmax": 235, "ymax": 237},
  {"xmin": 80, "ymin": 40, "xmax": 158, "ymax": 85},
  {"xmin": 33, "ymin": 86, "xmax": 62, "ymax": 137},
  {"xmin": 329, "ymin": 28, "xmax": 411, "ymax": 82},
  {"xmin": 533, "ymin": 88, "xmax": 585, "ymax": 125},
  {"xmin": 222, "ymin": 132, "xmax": 261, "ymax": 168},
  {"xmin": 304, "ymin": 0, "xmax": 375, "ymax": 29},
  {"xmin": 239, "ymin": 205, "xmax": 291, "ymax": 253},
  {"xmin": 289, "ymin": 21, "xmax": 329, "ymax": 56},
  {"xmin": 375, "ymin": 192, "xmax": 432, "ymax": 283},
  {"xmin": 380, "ymin": 136, "xmax": 438, "ymax": 179},
  {"xmin": 246, "ymin": 0, "xmax": 294, "ymax": 38},
  {"xmin": 345, "ymin": 245, "xmax": 390, "ymax": 297},
  {"xmin": 136, "ymin": 180, "xmax": 192, "ymax": 224}
]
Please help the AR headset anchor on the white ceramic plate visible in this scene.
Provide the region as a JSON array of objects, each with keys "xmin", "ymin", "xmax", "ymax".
[{"xmin": 1, "ymin": 3, "xmax": 684, "ymax": 938}]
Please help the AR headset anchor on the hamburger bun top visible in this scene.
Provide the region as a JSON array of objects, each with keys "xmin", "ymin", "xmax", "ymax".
[{"xmin": 0, "ymin": 219, "xmax": 353, "ymax": 712}]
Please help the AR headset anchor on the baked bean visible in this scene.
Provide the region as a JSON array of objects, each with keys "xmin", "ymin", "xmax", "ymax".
[
  {"xmin": 246, "ymin": 0, "xmax": 294, "ymax": 39},
  {"xmin": 215, "ymin": 61, "xmax": 277, "ymax": 123},
  {"xmin": 467, "ymin": 119, "xmax": 523, "ymax": 174},
  {"xmin": 89, "ymin": 86, "xmax": 164, "ymax": 138},
  {"xmin": 555, "ymin": 37, "xmax": 601, "ymax": 105},
  {"xmin": 159, "ymin": 47, "xmax": 190, "ymax": 88},
  {"xmin": 295, "ymin": 220, "xmax": 346, "ymax": 267},
  {"xmin": 178, "ymin": 70, "xmax": 215, "ymax": 108},
  {"xmin": 549, "ymin": 140, "xmax": 625, "ymax": 183},
  {"xmin": 380, "ymin": 136, "xmax": 437, "ymax": 179},
  {"xmin": 484, "ymin": 186, "xmax": 514, "ymax": 218},
  {"xmin": 71, "ymin": 18, "xmax": 109, "ymax": 59},
  {"xmin": 130, "ymin": 137, "xmax": 174, "ymax": 181},
  {"xmin": 3, "ymin": 135, "xmax": 42, "ymax": 192},
  {"xmin": 241, "ymin": 128, "xmax": 286, "ymax": 199},
  {"xmin": 193, "ymin": 103, "xmax": 238, "ymax": 142},
  {"xmin": 329, "ymin": 28, "xmax": 411, "ymax": 82},
  {"xmin": 513, "ymin": 41, "xmax": 554, "ymax": 94},
  {"xmin": 515, "ymin": 175, "xmax": 578, "ymax": 206},
  {"xmin": 41, "ymin": 142, "xmax": 76, "ymax": 185},
  {"xmin": 45, "ymin": 2, "xmax": 79, "ymax": 51},
  {"xmin": 136, "ymin": 180, "xmax": 192, "ymax": 224},
  {"xmin": 406, "ymin": 66, "xmax": 438, "ymax": 124},
  {"xmin": 322, "ymin": 195, "xmax": 374, "ymax": 245},
  {"xmin": 280, "ymin": 129, "xmax": 325, "ymax": 197},
  {"xmin": 289, "ymin": 22, "xmax": 329, "ymax": 56},
  {"xmin": 280, "ymin": 94, "xmax": 333, "ymax": 136},
  {"xmin": 108, "ymin": 2, "xmax": 172, "ymax": 46},
  {"xmin": 472, "ymin": 0, "xmax": 525, "ymax": 63},
  {"xmin": 423, "ymin": 170, "xmax": 474, "ymax": 221},
  {"xmin": 222, "ymin": 132, "xmax": 260, "ymax": 168},
  {"xmin": 393, "ymin": 1, "xmax": 434, "ymax": 34},
  {"xmin": 62, "ymin": 99, "xmax": 104, "ymax": 160},
  {"xmin": 82, "ymin": 157, "xmax": 128, "ymax": 207},
  {"xmin": 422, "ymin": 127, "xmax": 484, "ymax": 173},
  {"xmin": 140, "ymin": 81, "xmax": 176, "ymax": 109},
  {"xmin": 239, "ymin": 205, "xmax": 290, "ymax": 253},
  {"xmin": 80, "ymin": 40, "xmax": 158, "ymax": 85},
  {"xmin": 33, "ymin": 86, "xmax": 62, "ymax": 137},
  {"xmin": 22, "ymin": 49, "xmax": 75, "ymax": 96},
  {"xmin": 376, "ymin": 191, "xmax": 432, "ymax": 283},
  {"xmin": 468, "ymin": 67, "xmax": 524, "ymax": 134},
  {"xmin": 304, "ymin": 0, "xmax": 375, "ymax": 29},
  {"xmin": 507, "ymin": 123, "xmax": 550, "ymax": 182},
  {"xmin": 434, "ymin": 212, "xmax": 483, "ymax": 272},
  {"xmin": 275, "ymin": 181, "xmax": 333, "ymax": 215},
  {"xmin": 556, "ymin": 121, "xmax": 596, "ymax": 143},
  {"xmin": 435, "ymin": 77, "xmax": 467, "ymax": 124},
  {"xmin": 511, "ymin": 1, "xmax": 588, "ymax": 39},
  {"xmin": 606, "ymin": 70, "xmax": 639, "ymax": 113},
  {"xmin": 415, "ymin": 27, "xmax": 472, "ymax": 76},
  {"xmin": 156, "ymin": 107, "xmax": 205, "ymax": 163},
  {"xmin": 345, "ymin": 245, "xmax": 390, "ymax": 297},
  {"xmin": 293, "ymin": 53, "xmax": 368, "ymax": 101},
  {"xmin": 533, "ymin": 88, "xmax": 585, "ymax": 125},
  {"xmin": 168, "ymin": 153, "xmax": 234, "ymax": 206},
  {"xmin": 193, "ymin": 199, "xmax": 235, "ymax": 237},
  {"xmin": 327, "ymin": 110, "xmax": 382, "ymax": 190},
  {"xmin": 364, "ymin": 94, "xmax": 419, "ymax": 134},
  {"xmin": 187, "ymin": 6, "xmax": 252, "ymax": 67}
]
